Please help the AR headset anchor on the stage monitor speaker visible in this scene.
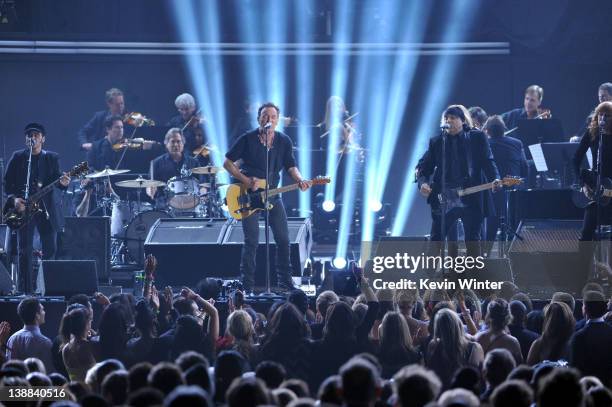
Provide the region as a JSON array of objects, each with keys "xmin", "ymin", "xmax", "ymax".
[
  {"xmin": 0, "ymin": 261, "xmax": 13, "ymax": 295},
  {"xmin": 222, "ymin": 218, "xmax": 313, "ymax": 286},
  {"xmin": 58, "ymin": 217, "xmax": 111, "ymax": 282},
  {"xmin": 36, "ymin": 260, "xmax": 98, "ymax": 298},
  {"xmin": 0, "ymin": 224, "xmax": 10, "ymax": 255},
  {"xmin": 508, "ymin": 219, "xmax": 585, "ymax": 298},
  {"xmin": 145, "ymin": 218, "xmax": 232, "ymax": 287}
]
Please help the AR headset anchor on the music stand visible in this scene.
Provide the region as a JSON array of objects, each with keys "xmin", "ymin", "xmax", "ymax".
[
  {"xmin": 529, "ymin": 142, "xmax": 580, "ymax": 186},
  {"xmin": 519, "ymin": 118, "xmax": 564, "ymax": 159}
]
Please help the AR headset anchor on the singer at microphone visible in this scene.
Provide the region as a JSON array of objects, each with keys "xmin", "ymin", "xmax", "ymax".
[
  {"xmin": 415, "ymin": 104, "xmax": 501, "ymax": 259},
  {"xmin": 572, "ymin": 100, "xmax": 612, "ymax": 241}
]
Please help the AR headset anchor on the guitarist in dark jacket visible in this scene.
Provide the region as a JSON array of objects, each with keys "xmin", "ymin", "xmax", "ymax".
[
  {"xmin": 4, "ymin": 123, "xmax": 71, "ymax": 294},
  {"xmin": 572, "ymin": 101, "xmax": 612, "ymax": 241},
  {"xmin": 224, "ymin": 102, "xmax": 310, "ymax": 293},
  {"xmin": 416, "ymin": 105, "xmax": 500, "ymax": 257}
]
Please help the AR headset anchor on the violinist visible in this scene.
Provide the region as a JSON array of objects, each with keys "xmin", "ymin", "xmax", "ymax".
[
  {"xmin": 500, "ymin": 85, "xmax": 550, "ymax": 141},
  {"xmin": 87, "ymin": 115, "xmax": 124, "ymax": 171},
  {"xmin": 167, "ymin": 93, "xmax": 211, "ymax": 166},
  {"xmin": 77, "ymin": 88, "xmax": 130, "ymax": 152}
]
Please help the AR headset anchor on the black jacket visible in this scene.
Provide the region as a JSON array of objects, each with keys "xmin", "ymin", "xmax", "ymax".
[
  {"xmin": 489, "ymin": 135, "xmax": 529, "ymax": 179},
  {"xmin": 4, "ymin": 149, "xmax": 66, "ymax": 231},
  {"xmin": 416, "ymin": 129, "xmax": 500, "ymax": 216},
  {"xmin": 570, "ymin": 321, "xmax": 612, "ymax": 386}
]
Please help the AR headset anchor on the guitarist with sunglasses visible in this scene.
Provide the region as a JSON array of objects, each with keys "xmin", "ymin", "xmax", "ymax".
[
  {"xmin": 416, "ymin": 105, "xmax": 500, "ymax": 259},
  {"xmin": 224, "ymin": 102, "xmax": 310, "ymax": 293},
  {"xmin": 4, "ymin": 123, "xmax": 71, "ymax": 294}
]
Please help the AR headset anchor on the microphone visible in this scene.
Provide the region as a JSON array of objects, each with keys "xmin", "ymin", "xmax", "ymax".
[
  {"xmin": 263, "ymin": 122, "xmax": 272, "ymax": 130},
  {"xmin": 440, "ymin": 123, "xmax": 450, "ymax": 131}
]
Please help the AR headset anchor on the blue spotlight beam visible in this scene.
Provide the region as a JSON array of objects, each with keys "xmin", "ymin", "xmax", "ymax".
[
  {"xmin": 295, "ymin": 0, "xmax": 314, "ymax": 216},
  {"xmin": 324, "ymin": 0, "xmax": 354, "ymax": 202},
  {"xmin": 391, "ymin": 0, "xmax": 480, "ymax": 236}
]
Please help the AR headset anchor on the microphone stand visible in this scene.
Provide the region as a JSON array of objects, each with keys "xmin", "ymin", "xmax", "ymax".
[
  {"xmin": 21, "ymin": 136, "xmax": 35, "ymax": 294},
  {"xmin": 439, "ymin": 126, "xmax": 447, "ymax": 273},
  {"xmin": 263, "ymin": 124, "xmax": 272, "ymax": 295},
  {"xmin": 594, "ymin": 123, "xmax": 605, "ymax": 278}
]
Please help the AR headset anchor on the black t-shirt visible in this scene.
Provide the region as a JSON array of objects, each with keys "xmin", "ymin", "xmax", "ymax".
[{"xmin": 225, "ymin": 129, "xmax": 297, "ymax": 188}]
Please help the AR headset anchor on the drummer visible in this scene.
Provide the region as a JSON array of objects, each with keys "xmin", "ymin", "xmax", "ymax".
[{"xmin": 147, "ymin": 128, "xmax": 203, "ymax": 205}]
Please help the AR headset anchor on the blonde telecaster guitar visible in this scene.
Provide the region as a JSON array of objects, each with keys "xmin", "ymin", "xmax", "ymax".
[{"xmin": 225, "ymin": 176, "xmax": 330, "ymax": 220}]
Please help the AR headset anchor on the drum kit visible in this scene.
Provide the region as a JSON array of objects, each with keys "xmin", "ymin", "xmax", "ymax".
[{"xmin": 84, "ymin": 165, "xmax": 227, "ymax": 266}]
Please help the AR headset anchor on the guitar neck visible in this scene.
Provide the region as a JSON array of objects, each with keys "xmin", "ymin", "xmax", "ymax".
[
  {"xmin": 28, "ymin": 179, "xmax": 60, "ymax": 201},
  {"xmin": 458, "ymin": 181, "xmax": 495, "ymax": 197},
  {"xmin": 267, "ymin": 182, "xmax": 302, "ymax": 197}
]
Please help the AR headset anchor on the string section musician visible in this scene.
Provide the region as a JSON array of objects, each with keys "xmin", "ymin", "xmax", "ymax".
[
  {"xmin": 573, "ymin": 101, "xmax": 612, "ymax": 241},
  {"xmin": 3, "ymin": 123, "xmax": 71, "ymax": 294},
  {"xmin": 223, "ymin": 102, "xmax": 310, "ymax": 293},
  {"xmin": 416, "ymin": 105, "xmax": 500, "ymax": 258}
]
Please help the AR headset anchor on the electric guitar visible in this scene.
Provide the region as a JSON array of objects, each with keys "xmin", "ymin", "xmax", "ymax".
[
  {"xmin": 431, "ymin": 176, "xmax": 523, "ymax": 214},
  {"xmin": 572, "ymin": 169, "xmax": 612, "ymax": 209},
  {"xmin": 225, "ymin": 176, "xmax": 330, "ymax": 220},
  {"xmin": 3, "ymin": 161, "xmax": 89, "ymax": 230}
]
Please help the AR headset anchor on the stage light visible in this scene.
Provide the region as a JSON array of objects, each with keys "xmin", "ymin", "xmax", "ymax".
[
  {"xmin": 322, "ymin": 200, "xmax": 336, "ymax": 212},
  {"xmin": 369, "ymin": 199, "xmax": 383, "ymax": 213},
  {"xmin": 332, "ymin": 257, "xmax": 347, "ymax": 269}
]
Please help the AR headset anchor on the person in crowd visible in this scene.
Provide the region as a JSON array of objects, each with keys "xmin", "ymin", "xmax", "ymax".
[
  {"xmin": 507, "ymin": 300, "xmax": 539, "ymax": 361},
  {"xmin": 393, "ymin": 289, "xmax": 430, "ymax": 346},
  {"xmin": 426, "ymin": 308, "xmax": 484, "ymax": 389},
  {"xmin": 127, "ymin": 300, "xmax": 167, "ymax": 364},
  {"xmin": 392, "ymin": 364, "xmax": 442, "ymax": 407},
  {"xmin": 309, "ymin": 275, "xmax": 379, "ymax": 390},
  {"xmin": 476, "ymin": 298, "xmax": 523, "ymax": 364},
  {"xmin": 526, "ymin": 301, "xmax": 575, "ymax": 365},
  {"xmin": 60, "ymin": 306, "xmax": 96, "ymax": 382},
  {"xmin": 376, "ymin": 311, "xmax": 422, "ymax": 378},
  {"xmin": 93, "ymin": 302, "xmax": 130, "ymax": 365},
  {"xmin": 219, "ymin": 309, "xmax": 259, "ymax": 366},
  {"xmin": 570, "ymin": 290, "xmax": 612, "ymax": 386},
  {"xmin": 339, "ymin": 357, "xmax": 381, "ymax": 407},
  {"xmin": 259, "ymin": 303, "xmax": 311, "ymax": 383},
  {"xmin": 490, "ymin": 379, "xmax": 533, "ymax": 407},
  {"xmin": 214, "ymin": 350, "xmax": 248, "ymax": 405},
  {"xmin": 311, "ymin": 290, "xmax": 339, "ymax": 340},
  {"xmin": 5, "ymin": 297, "xmax": 54, "ymax": 371},
  {"xmin": 480, "ymin": 349, "xmax": 516, "ymax": 403}
]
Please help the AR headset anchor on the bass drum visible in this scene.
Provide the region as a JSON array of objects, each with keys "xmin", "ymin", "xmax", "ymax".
[{"xmin": 125, "ymin": 210, "xmax": 171, "ymax": 263}]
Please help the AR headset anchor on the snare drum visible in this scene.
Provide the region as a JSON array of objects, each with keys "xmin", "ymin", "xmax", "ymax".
[
  {"xmin": 111, "ymin": 200, "xmax": 151, "ymax": 237},
  {"xmin": 167, "ymin": 176, "xmax": 199, "ymax": 209}
]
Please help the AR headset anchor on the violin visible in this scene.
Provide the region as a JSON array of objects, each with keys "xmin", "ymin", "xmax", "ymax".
[
  {"xmin": 193, "ymin": 145, "xmax": 211, "ymax": 157},
  {"xmin": 534, "ymin": 108, "xmax": 552, "ymax": 119},
  {"xmin": 124, "ymin": 112, "xmax": 155, "ymax": 127},
  {"xmin": 112, "ymin": 138, "xmax": 158, "ymax": 151},
  {"xmin": 181, "ymin": 110, "xmax": 205, "ymax": 132}
]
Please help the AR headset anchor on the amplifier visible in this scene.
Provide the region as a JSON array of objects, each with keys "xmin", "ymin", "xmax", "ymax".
[
  {"xmin": 508, "ymin": 219, "xmax": 586, "ymax": 298},
  {"xmin": 145, "ymin": 217, "xmax": 313, "ymax": 288}
]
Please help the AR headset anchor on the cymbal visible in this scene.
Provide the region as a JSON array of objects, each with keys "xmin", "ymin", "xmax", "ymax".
[
  {"xmin": 191, "ymin": 166, "xmax": 225, "ymax": 175},
  {"xmin": 115, "ymin": 176, "xmax": 165, "ymax": 188},
  {"xmin": 86, "ymin": 168, "xmax": 130, "ymax": 179},
  {"xmin": 199, "ymin": 182, "xmax": 227, "ymax": 188}
]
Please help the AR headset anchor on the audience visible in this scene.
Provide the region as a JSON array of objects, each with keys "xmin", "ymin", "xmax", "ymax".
[{"xmin": 0, "ymin": 273, "xmax": 609, "ymax": 407}]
